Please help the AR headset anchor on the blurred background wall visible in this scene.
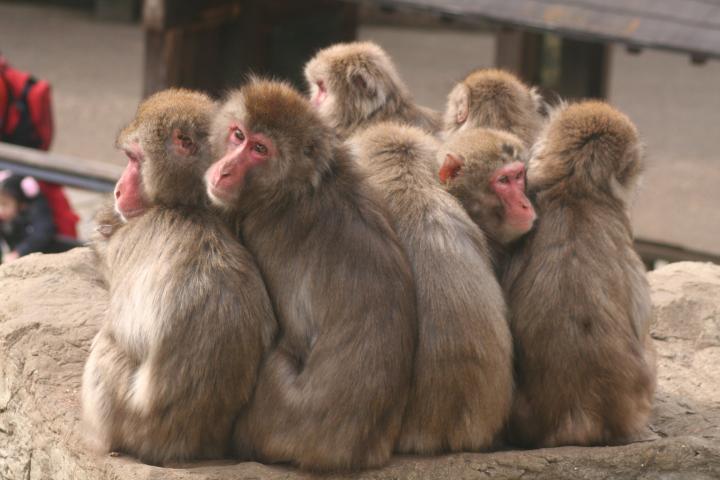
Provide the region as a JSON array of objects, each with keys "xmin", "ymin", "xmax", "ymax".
[{"xmin": 0, "ymin": 0, "xmax": 718, "ymax": 264}]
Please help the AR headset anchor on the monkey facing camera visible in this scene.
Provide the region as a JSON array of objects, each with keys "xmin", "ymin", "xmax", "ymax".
[{"xmin": 205, "ymin": 78, "xmax": 417, "ymax": 472}]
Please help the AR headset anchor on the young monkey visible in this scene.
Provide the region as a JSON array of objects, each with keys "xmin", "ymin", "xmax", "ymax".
[
  {"xmin": 205, "ymin": 79, "xmax": 417, "ymax": 472},
  {"xmin": 504, "ymin": 101, "xmax": 657, "ymax": 448},
  {"xmin": 350, "ymin": 122, "xmax": 513, "ymax": 455},
  {"xmin": 443, "ymin": 68, "xmax": 546, "ymax": 146},
  {"xmin": 304, "ymin": 41, "xmax": 441, "ymax": 138},
  {"xmin": 81, "ymin": 89, "xmax": 277, "ymax": 465},
  {"xmin": 438, "ymin": 128, "xmax": 537, "ymax": 265}
]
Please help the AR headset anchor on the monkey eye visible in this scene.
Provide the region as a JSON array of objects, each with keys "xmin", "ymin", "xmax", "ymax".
[
  {"xmin": 253, "ymin": 143, "xmax": 268, "ymax": 155},
  {"xmin": 233, "ymin": 128, "xmax": 245, "ymax": 143},
  {"xmin": 498, "ymin": 176, "xmax": 510, "ymax": 184},
  {"xmin": 516, "ymin": 171, "xmax": 524, "ymax": 181}
]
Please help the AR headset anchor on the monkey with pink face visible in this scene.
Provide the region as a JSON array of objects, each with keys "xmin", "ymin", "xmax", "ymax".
[
  {"xmin": 82, "ymin": 89, "xmax": 277, "ymax": 465},
  {"xmin": 205, "ymin": 78, "xmax": 417, "ymax": 472}
]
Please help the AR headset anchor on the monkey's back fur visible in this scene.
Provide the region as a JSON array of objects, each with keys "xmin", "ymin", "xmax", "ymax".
[
  {"xmin": 351, "ymin": 122, "xmax": 513, "ymax": 454},
  {"xmin": 83, "ymin": 207, "xmax": 276, "ymax": 464},
  {"xmin": 219, "ymin": 80, "xmax": 418, "ymax": 472},
  {"xmin": 504, "ymin": 101, "xmax": 656, "ymax": 447}
]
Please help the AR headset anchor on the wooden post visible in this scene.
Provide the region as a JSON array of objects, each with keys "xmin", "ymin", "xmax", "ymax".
[
  {"xmin": 142, "ymin": 0, "xmax": 357, "ymax": 98},
  {"xmin": 495, "ymin": 27, "xmax": 610, "ymax": 100}
]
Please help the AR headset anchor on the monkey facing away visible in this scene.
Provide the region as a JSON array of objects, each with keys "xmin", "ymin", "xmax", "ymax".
[
  {"xmin": 81, "ymin": 89, "xmax": 277, "ymax": 464},
  {"xmin": 438, "ymin": 127, "xmax": 537, "ymax": 262},
  {"xmin": 444, "ymin": 69, "xmax": 545, "ymax": 146},
  {"xmin": 205, "ymin": 79, "xmax": 417, "ymax": 472},
  {"xmin": 349, "ymin": 122, "xmax": 512, "ymax": 454},
  {"xmin": 304, "ymin": 41, "xmax": 441, "ymax": 138},
  {"xmin": 503, "ymin": 100, "xmax": 657, "ymax": 447}
]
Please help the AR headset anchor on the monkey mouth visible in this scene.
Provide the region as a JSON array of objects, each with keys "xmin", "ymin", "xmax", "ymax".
[{"xmin": 115, "ymin": 206, "xmax": 145, "ymax": 222}]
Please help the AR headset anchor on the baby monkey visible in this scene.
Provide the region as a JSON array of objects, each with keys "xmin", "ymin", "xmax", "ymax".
[
  {"xmin": 304, "ymin": 41, "xmax": 441, "ymax": 138},
  {"xmin": 505, "ymin": 101, "xmax": 657, "ymax": 447},
  {"xmin": 82, "ymin": 89, "xmax": 277, "ymax": 464}
]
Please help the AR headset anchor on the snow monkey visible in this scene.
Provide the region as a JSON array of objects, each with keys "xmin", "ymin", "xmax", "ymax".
[
  {"xmin": 304, "ymin": 41, "xmax": 441, "ymax": 138},
  {"xmin": 205, "ymin": 78, "xmax": 417, "ymax": 472},
  {"xmin": 444, "ymin": 69, "xmax": 546, "ymax": 147},
  {"xmin": 438, "ymin": 128, "xmax": 537, "ymax": 264},
  {"xmin": 81, "ymin": 89, "xmax": 277, "ymax": 464},
  {"xmin": 504, "ymin": 101, "xmax": 657, "ymax": 447},
  {"xmin": 350, "ymin": 122, "xmax": 513, "ymax": 455}
]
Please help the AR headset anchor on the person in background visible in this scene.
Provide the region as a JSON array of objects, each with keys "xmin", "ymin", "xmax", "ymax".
[
  {"xmin": 0, "ymin": 52, "xmax": 80, "ymax": 238},
  {"xmin": 0, "ymin": 171, "xmax": 74, "ymax": 263}
]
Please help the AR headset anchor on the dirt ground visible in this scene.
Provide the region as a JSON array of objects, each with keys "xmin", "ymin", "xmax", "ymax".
[{"xmin": 0, "ymin": 2, "xmax": 718, "ymax": 253}]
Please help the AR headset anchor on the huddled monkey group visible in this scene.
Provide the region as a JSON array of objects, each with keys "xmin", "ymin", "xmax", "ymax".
[{"xmin": 81, "ymin": 41, "xmax": 657, "ymax": 472}]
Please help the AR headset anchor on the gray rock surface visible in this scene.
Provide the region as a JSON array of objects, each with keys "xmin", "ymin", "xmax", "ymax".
[{"xmin": 0, "ymin": 251, "xmax": 718, "ymax": 479}]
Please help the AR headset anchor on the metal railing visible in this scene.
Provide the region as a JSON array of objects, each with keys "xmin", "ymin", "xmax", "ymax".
[
  {"xmin": 0, "ymin": 142, "xmax": 717, "ymax": 266},
  {"xmin": 0, "ymin": 141, "xmax": 122, "ymax": 192}
]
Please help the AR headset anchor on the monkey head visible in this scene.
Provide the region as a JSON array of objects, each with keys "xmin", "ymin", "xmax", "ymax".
[
  {"xmin": 206, "ymin": 78, "xmax": 334, "ymax": 209},
  {"xmin": 527, "ymin": 101, "xmax": 643, "ymax": 199},
  {"xmin": 444, "ymin": 69, "xmax": 545, "ymax": 146},
  {"xmin": 304, "ymin": 41, "xmax": 409, "ymax": 130},
  {"xmin": 439, "ymin": 128, "xmax": 536, "ymax": 245},
  {"xmin": 114, "ymin": 89, "xmax": 217, "ymax": 220}
]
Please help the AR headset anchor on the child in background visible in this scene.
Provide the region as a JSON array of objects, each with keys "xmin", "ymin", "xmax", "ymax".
[{"xmin": 0, "ymin": 171, "xmax": 74, "ymax": 263}]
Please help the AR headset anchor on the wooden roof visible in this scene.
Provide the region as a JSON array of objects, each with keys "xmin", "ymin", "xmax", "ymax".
[{"xmin": 353, "ymin": 0, "xmax": 720, "ymax": 59}]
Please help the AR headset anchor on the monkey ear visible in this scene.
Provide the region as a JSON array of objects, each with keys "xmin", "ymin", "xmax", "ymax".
[
  {"xmin": 170, "ymin": 128, "xmax": 197, "ymax": 156},
  {"xmin": 453, "ymin": 87, "xmax": 469, "ymax": 125},
  {"xmin": 349, "ymin": 67, "xmax": 375, "ymax": 94},
  {"xmin": 439, "ymin": 153, "xmax": 465, "ymax": 184}
]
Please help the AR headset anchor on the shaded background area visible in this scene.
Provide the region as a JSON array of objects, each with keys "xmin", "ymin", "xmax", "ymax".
[{"xmin": 0, "ymin": 0, "xmax": 718, "ymax": 259}]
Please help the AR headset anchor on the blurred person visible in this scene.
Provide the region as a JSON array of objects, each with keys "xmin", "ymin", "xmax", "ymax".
[
  {"xmin": 0, "ymin": 172, "xmax": 75, "ymax": 263},
  {"xmin": 0, "ymin": 52, "xmax": 79, "ymax": 238}
]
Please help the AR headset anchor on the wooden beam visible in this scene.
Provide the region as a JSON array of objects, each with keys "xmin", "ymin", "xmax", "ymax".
[
  {"xmin": 142, "ymin": 0, "xmax": 357, "ymax": 97},
  {"xmin": 635, "ymin": 238, "xmax": 720, "ymax": 266}
]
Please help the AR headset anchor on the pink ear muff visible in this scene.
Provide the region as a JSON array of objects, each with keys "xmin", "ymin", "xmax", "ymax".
[
  {"xmin": 0, "ymin": 170, "xmax": 11, "ymax": 183},
  {"xmin": 20, "ymin": 176, "xmax": 40, "ymax": 198}
]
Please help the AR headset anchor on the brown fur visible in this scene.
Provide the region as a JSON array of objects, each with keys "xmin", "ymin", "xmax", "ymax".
[
  {"xmin": 503, "ymin": 100, "xmax": 657, "ymax": 447},
  {"xmin": 81, "ymin": 89, "xmax": 277, "ymax": 464},
  {"xmin": 444, "ymin": 69, "xmax": 544, "ymax": 146},
  {"xmin": 350, "ymin": 122, "xmax": 513, "ymax": 454},
  {"xmin": 209, "ymin": 79, "xmax": 418, "ymax": 472},
  {"xmin": 439, "ymin": 127, "xmax": 529, "ymax": 254},
  {"xmin": 304, "ymin": 41, "xmax": 440, "ymax": 138}
]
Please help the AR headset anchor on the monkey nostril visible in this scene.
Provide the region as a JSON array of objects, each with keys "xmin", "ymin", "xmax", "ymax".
[{"xmin": 115, "ymin": 189, "xmax": 121, "ymax": 199}]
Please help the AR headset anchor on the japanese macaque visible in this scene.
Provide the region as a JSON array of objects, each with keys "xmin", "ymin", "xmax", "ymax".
[
  {"xmin": 444, "ymin": 69, "xmax": 545, "ymax": 146},
  {"xmin": 504, "ymin": 101, "xmax": 657, "ymax": 447},
  {"xmin": 304, "ymin": 41, "xmax": 441, "ymax": 138},
  {"xmin": 81, "ymin": 89, "xmax": 277, "ymax": 465},
  {"xmin": 349, "ymin": 122, "xmax": 512, "ymax": 454},
  {"xmin": 438, "ymin": 128, "xmax": 536, "ymax": 262},
  {"xmin": 205, "ymin": 79, "xmax": 417, "ymax": 472}
]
